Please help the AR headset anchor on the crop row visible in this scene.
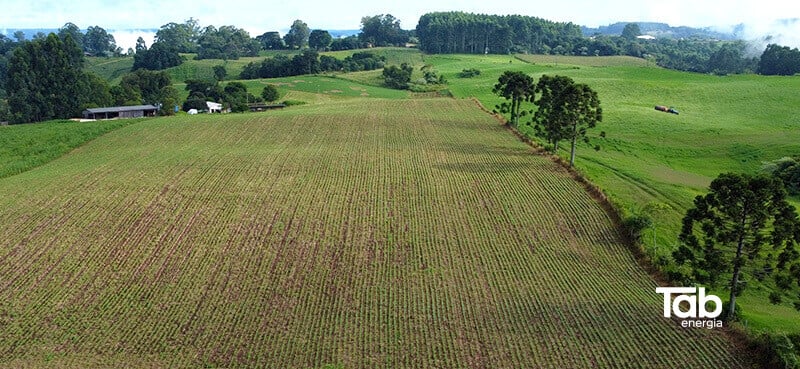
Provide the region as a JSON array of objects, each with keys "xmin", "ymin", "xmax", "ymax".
[{"xmin": 0, "ymin": 99, "xmax": 744, "ymax": 368}]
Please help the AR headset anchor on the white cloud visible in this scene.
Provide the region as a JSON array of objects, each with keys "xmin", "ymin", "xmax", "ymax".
[
  {"xmin": 111, "ymin": 30, "xmax": 157, "ymax": 52},
  {"xmin": 3, "ymin": 0, "xmax": 800, "ymax": 45},
  {"xmin": 739, "ymin": 19, "xmax": 800, "ymax": 54}
]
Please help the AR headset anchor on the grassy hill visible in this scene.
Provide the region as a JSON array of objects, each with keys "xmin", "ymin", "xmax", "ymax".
[
  {"xmin": 85, "ymin": 57, "xmax": 135, "ymax": 85},
  {"xmin": 86, "ymin": 47, "xmax": 423, "ymax": 85},
  {"xmin": 0, "ymin": 119, "xmax": 140, "ymax": 179},
  {"xmin": 0, "ymin": 98, "xmax": 748, "ymax": 368}
]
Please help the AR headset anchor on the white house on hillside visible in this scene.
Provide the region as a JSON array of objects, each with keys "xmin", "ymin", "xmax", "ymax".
[{"xmin": 206, "ymin": 101, "xmax": 223, "ymax": 113}]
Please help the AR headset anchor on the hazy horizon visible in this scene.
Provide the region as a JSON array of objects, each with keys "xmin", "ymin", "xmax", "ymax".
[{"xmin": 2, "ymin": 0, "xmax": 798, "ymax": 51}]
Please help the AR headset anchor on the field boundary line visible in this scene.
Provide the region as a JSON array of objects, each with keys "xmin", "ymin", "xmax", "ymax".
[
  {"xmin": 469, "ymin": 97, "xmax": 670, "ymax": 284},
  {"xmin": 470, "ymin": 96, "xmax": 761, "ymax": 366}
]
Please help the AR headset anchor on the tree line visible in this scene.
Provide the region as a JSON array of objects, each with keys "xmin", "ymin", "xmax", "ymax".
[
  {"xmin": 1, "ymin": 33, "xmax": 179, "ymax": 123},
  {"xmin": 416, "ymin": 12, "xmax": 583, "ymax": 54},
  {"xmin": 132, "ymin": 14, "xmax": 411, "ymax": 72},
  {"xmin": 416, "ymin": 14, "xmax": 800, "ymax": 76},
  {"xmin": 0, "ymin": 30, "xmax": 391, "ymax": 123},
  {"xmin": 239, "ymin": 50, "xmax": 385, "ymax": 79},
  {"xmin": 130, "ymin": 15, "xmax": 800, "ymax": 77}
]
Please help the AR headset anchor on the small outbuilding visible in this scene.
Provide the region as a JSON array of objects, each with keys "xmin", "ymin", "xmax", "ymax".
[
  {"xmin": 206, "ymin": 101, "xmax": 223, "ymax": 113},
  {"xmin": 83, "ymin": 105, "xmax": 158, "ymax": 120}
]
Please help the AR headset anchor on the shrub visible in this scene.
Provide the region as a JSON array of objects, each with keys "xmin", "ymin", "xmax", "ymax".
[
  {"xmin": 770, "ymin": 291, "xmax": 783, "ymax": 305},
  {"xmin": 762, "ymin": 157, "xmax": 800, "ymax": 195},
  {"xmin": 261, "ymin": 85, "xmax": 280, "ymax": 102},
  {"xmin": 458, "ymin": 68, "xmax": 481, "ymax": 78},
  {"xmin": 753, "ymin": 333, "xmax": 799, "ymax": 369},
  {"xmin": 183, "ymin": 97, "xmax": 207, "ymax": 112},
  {"xmin": 281, "ymin": 100, "xmax": 306, "ymax": 106},
  {"xmin": 382, "ymin": 64, "xmax": 413, "ymax": 90},
  {"xmin": 622, "ymin": 214, "xmax": 652, "ymax": 242}
]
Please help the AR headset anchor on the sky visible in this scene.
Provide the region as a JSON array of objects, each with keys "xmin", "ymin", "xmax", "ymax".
[{"xmin": 1, "ymin": 0, "xmax": 799, "ymax": 50}]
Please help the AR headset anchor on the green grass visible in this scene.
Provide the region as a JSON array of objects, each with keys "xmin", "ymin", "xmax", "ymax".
[
  {"xmin": 173, "ymin": 75, "xmax": 409, "ymax": 104},
  {"xmin": 324, "ymin": 47, "xmax": 424, "ymax": 66},
  {"xmin": 206, "ymin": 48, "xmax": 422, "ymax": 82},
  {"xmin": 425, "ymin": 53, "xmax": 800, "ymax": 333},
  {"xmin": 85, "ymin": 57, "xmax": 135, "ymax": 84},
  {"xmin": 84, "ymin": 49, "xmax": 460, "ymax": 103},
  {"xmin": 248, "ymin": 75, "xmax": 410, "ymax": 100},
  {"xmin": 0, "ymin": 99, "xmax": 747, "ymax": 368},
  {"xmin": 429, "ymin": 53, "xmax": 800, "ymax": 231},
  {"xmin": 555, "ymin": 67, "xmax": 800, "ymax": 244},
  {"xmin": 86, "ymin": 51, "xmax": 298, "ymax": 84},
  {"xmin": 0, "ymin": 119, "xmax": 140, "ymax": 179},
  {"xmin": 166, "ymin": 54, "xmax": 269, "ymax": 82},
  {"xmin": 515, "ymin": 54, "xmax": 654, "ymax": 67},
  {"xmin": 88, "ymin": 48, "xmax": 425, "ymax": 104}
]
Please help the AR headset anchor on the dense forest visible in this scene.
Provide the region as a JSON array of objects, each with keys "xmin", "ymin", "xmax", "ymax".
[
  {"xmin": 416, "ymin": 12, "xmax": 583, "ymax": 54},
  {"xmin": 239, "ymin": 51, "xmax": 386, "ymax": 79},
  {"xmin": 414, "ymin": 12, "xmax": 800, "ymax": 75}
]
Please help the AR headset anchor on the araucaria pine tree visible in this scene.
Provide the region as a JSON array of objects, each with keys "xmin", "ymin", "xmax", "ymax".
[{"xmin": 674, "ymin": 172, "xmax": 800, "ymax": 319}]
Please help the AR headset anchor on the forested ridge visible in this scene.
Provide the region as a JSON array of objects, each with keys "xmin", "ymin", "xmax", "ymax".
[
  {"xmin": 416, "ymin": 12, "xmax": 582, "ymax": 54},
  {"xmin": 414, "ymin": 12, "xmax": 800, "ymax": 76}
]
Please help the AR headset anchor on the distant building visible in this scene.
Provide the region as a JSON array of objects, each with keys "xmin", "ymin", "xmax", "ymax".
[
  {"xmin": 83, "ymin": 105, "xmax": 158, "ymax": 120},
  {"xmin": 206, "ymin": 101, "xmax": 223, "ymax": 113},
  {"xmin": 637, "ymin": 35, "xmax": 656, "ymax": 41}
]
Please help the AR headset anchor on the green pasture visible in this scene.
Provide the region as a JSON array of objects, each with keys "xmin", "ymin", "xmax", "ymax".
[
  {"xmin": 85, "ymin": 57, "xmax": 135, "ymax": 84},
  {"xmin": 0, "ymin": 119, "xmax": 140, "ymax": 179}
]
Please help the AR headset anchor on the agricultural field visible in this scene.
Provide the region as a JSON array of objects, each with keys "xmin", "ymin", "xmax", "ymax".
[
  {"xmin": 17, "ymin": 47, "xmax": 795, "ymax": 365},
  {"xmin": 0, "ymin": 98, "xmax": 748, "ymax": 368},
  {"xmin": 419, "ymin": 52, "xmax": 800, "ymax": 333}
]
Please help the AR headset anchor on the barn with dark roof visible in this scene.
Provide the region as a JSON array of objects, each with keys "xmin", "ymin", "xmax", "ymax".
[{"xmin": 82, "ymin": 105, "xmax": 158, "ymax": 120}]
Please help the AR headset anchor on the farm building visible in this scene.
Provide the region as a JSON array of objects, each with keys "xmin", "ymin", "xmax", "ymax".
[
  {"xmin": 206, "ymin": 101, "xmax": 223, "ymax": 113},
  {"xmin": 83, "ymin": 105, "xmax": 157, "ymax": 120}
]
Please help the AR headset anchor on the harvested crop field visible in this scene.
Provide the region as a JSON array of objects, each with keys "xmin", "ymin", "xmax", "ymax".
[{"xmin": 0, "ymin": 98, "xmax": 745, "ymax": 368}]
